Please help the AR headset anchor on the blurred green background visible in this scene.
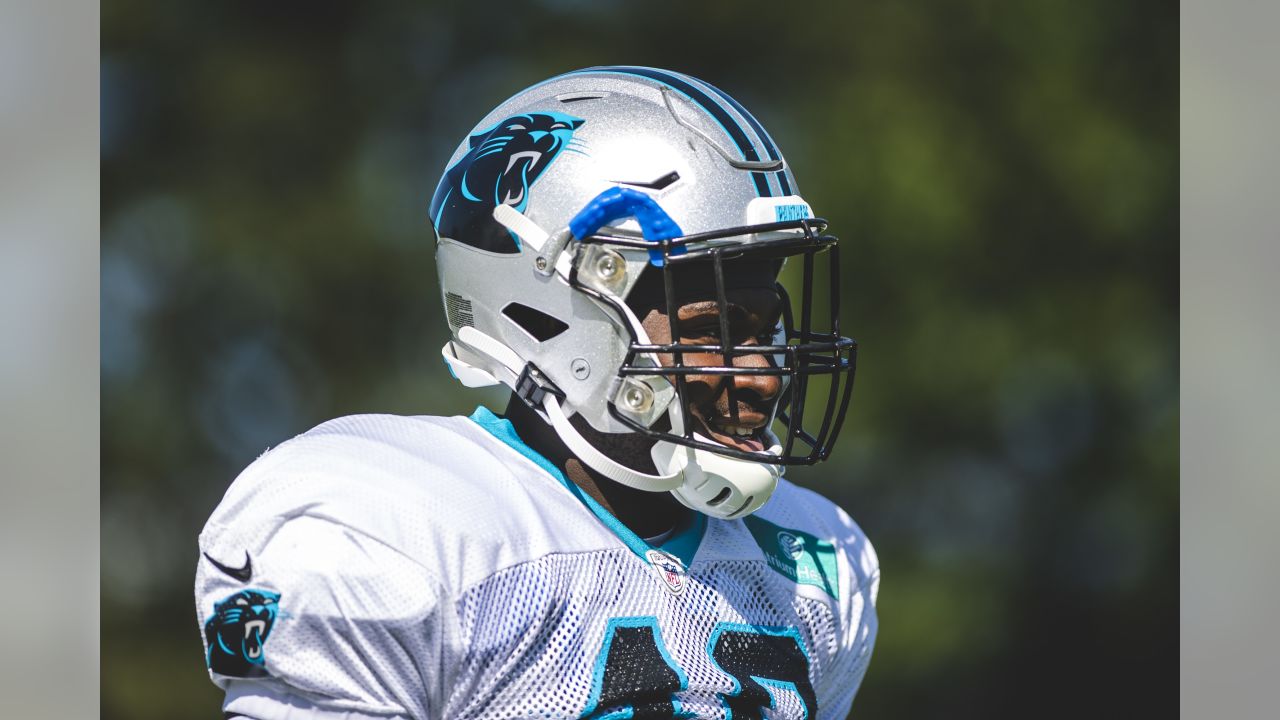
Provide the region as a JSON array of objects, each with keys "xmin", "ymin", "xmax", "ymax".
[{"xmin": 101, "ymin": 1, "xmax": 1176, "ymax": 717}]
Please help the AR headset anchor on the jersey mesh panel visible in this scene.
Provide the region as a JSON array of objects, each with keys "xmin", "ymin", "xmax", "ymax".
[{"xmin": 447, "ymin": 552, "xmax": 842, "ymax": 719}]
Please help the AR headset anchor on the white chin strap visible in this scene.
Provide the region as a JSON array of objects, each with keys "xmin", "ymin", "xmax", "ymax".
[
  {"xmin": 543, "ymin": 393, "xmax": 682, "ymax": 492},
  {"xmin": 457, "ymin": 326, "xmax": 681, "ymax": 492},
  {"xmin": 455, "ymin": 325, "xmax": 783, "ymax": 517}
]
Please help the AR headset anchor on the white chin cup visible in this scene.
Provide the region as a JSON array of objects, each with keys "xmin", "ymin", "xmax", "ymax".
[{"xmin": 651, "ymin": 433, "xmax": 783, "ymax": 520}]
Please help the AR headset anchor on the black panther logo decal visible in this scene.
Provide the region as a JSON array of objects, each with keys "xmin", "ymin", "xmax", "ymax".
[
  {"xmin": 203, "ymin": 589, "xmax": 281, "ymax": 677},
  {"xmin": 430, "ymin": 111, "xmax": 585, "ymax": 253}
]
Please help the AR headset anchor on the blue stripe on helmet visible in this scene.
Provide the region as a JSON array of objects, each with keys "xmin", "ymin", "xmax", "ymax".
[
  {"xmin": 569, "ymin": 66, "xmax": 773, "ymax": 197},
  {"xmin": 699, "ymin": 80, "xmax": 793, "ymax": 195}
]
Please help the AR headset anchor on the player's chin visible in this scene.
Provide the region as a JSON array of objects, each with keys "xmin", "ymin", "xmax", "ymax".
[{"xmin": 692, "ymin": 414, "xmax": 767, "ymax": 453}]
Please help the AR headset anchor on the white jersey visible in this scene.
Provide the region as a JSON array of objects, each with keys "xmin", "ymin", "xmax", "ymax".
[{"xmin": 195, "ymin": 408, "xmax": 879, "ymax": 720}]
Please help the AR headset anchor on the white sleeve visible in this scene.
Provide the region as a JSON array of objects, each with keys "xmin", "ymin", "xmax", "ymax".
[
  {"xmin": 814, "ymin": 505, "xmax": 880, "ymax": 719},
  {"xmin": 197, "ymin": 513, "xmax": 453, "ymax": 720}
]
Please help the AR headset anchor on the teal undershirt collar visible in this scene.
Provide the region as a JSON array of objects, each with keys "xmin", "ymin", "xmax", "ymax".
[{"xmin": 467, "ymin": 406, "xmax": 705, "ymax": 568}]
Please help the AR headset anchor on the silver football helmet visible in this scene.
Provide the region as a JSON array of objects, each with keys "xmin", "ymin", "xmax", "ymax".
[{"xmin": 430, "ymin": 66, "xmax": 855, "ymax": 519}]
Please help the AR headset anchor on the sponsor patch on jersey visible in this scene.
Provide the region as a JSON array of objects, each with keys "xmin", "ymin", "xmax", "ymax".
[
  {"xmin": 203, "ymin": 588, "xmax": 281, "ymax": 677},
  {"xmin": 743, "ymin": 516, "xmax": 839, "ymax": 599},
  {"xmin": 777, "ymin": 530, "xmax": 806, "ymax": 559},
  {"xmin": 645, "ymin": 549, "xmax": 688, "ymax": 596}
]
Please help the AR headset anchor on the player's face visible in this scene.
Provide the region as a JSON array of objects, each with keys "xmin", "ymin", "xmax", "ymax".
[{"xmin": 635, "ymin": 260, "xmax": 785, "ymax": 454}]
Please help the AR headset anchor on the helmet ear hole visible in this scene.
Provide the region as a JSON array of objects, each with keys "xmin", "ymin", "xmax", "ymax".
[{"xmin": 501, "ymin": 302, "xmax": 569, "ymax": 342}]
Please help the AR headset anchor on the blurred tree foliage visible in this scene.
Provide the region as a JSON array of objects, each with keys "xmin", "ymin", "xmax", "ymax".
[{"xmin": 102, "ymin": 1, "xmax": 1176, "ymax": 718}]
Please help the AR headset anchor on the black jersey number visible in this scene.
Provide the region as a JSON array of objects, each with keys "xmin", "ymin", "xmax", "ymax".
[
  {"xmin": 584, "ymin": 618, "xmax": 814, "ymax": 720},
  {"xmin": 708, "ymin": 624, "xmax": 816, "ymax": 719},
  {"xmin": 582, "ymin": 617, "xmax": 686, "ymax": 719}
]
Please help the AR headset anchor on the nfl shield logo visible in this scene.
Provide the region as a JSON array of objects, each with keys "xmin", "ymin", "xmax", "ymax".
[{"xmin": 645, "ymin": 549, "xmax": 687, "ymax": 595}]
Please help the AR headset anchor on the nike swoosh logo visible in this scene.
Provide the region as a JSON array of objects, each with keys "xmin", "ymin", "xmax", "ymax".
[{"xmin": 204, "ymin": 551, "xmax": 253, "ymax": 582}]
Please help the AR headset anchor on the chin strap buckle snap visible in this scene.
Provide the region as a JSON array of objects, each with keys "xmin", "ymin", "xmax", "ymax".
[{"xmin": 514, "ymin": 363, "xmax": 565, "ymax": 411}]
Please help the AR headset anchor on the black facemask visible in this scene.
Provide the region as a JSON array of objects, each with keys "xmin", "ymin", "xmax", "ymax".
[{"xmin": 573, "ymin": 217, "xmax": 857, "ymax": 466}]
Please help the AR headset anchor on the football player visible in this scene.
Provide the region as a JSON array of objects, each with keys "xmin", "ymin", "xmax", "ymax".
[{"xmin": 196, "ymin": 66, "xmax": 879, "ymax": 719}]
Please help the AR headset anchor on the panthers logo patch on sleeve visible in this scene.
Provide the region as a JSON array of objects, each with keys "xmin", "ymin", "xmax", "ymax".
[
  {"xmin": 203, "ymin": 589, "xmax": 281, "ymax": 678},
  {"xmin": 429, "ymin": 112, "xmax": 585, "ymax": 253}
]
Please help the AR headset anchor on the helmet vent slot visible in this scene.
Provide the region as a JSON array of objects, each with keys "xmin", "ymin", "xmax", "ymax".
[
  {"xmin": 556, "ymin": 92, "xmax": 607, "ymax": 103},
  {"xmin": 706, "ymin": 487, "xmax": 732, "ymax": 507},
  {"xmin": 727, "ymin": 496, "xmax": 754, "ymax": 518},
  {"xmin": 614, "ymin": 170, "xmax": 680, "ymax": 191},
  {"xmin": 444, "ymin": 292, "xmax": 474, "ymax": 329},
  {"xmin": 502, "ymin": 302, "xmax": 569, "ymax": 342}
]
